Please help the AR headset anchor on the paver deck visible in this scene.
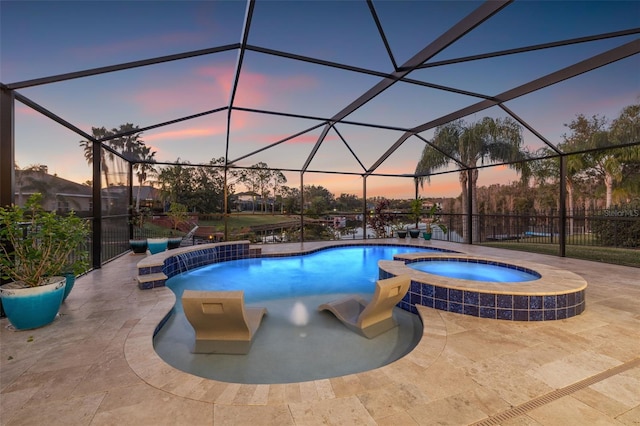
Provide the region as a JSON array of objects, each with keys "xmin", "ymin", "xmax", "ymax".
[{"xmin": 1, "ymin": 240, "xmax": 639, "ymax": 425}]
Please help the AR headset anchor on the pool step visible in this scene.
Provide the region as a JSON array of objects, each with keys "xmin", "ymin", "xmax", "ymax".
[{"xmin": 137, "ymin": 272, "xmax": 168, "ymax": 290}]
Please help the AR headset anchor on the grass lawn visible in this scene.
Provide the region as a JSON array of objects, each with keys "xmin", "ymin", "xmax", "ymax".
[
  {"xmin": 480, "ymin": 241, "xmax": 639, "ymax": 268},
  {"xmin": 199, "ymin": 214, "xmax": 299, "ymax": 231}
]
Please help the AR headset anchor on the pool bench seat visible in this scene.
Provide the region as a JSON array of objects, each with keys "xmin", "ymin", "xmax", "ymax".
[
  {"xmin": 182, "ymin": 290, "xmax": 267, "ymax": 354},
  {"xmin": 318, "ymin": 275, "xmax": 411, "ymax": 339}
]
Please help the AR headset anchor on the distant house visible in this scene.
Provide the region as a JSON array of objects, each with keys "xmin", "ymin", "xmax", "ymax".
[
  {"xmin": 14, "ymin": 169, "xmax": 162, "ymax": 214},
  {"xmin": 15, "ymin": 169, "xmax": 92, "ymax": 212},
  {"xmin": 133, "ymin": 185, "xmax": 161, "ymax": 210},
  {"xmin": 231, "ymin": 191, "xmax": 262, "ymax": 212}
]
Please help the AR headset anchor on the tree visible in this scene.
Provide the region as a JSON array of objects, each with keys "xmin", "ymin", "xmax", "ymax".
[
  {"xmin": 156, "ymin": 160, "xmax": 196, "ymax": 209},
  {"xmin": 167, "ymin": 202, "xmax": 188, "ymax": 232},
  {"xmin": 531, "ymin": 147, "xmax": 586, "ymax": 233},
  {"xmin": 80, "ymin": 123, "xmax": 152, "ymax": 211},
  {"xmin": 303, "ymin": 185, "xmax": 334, "ymax": 217},
  {"xmin": 609, "ymin": 103, "xmax": 640, "ymax": 204},
  {"xmin": 335, "ymin": 193, "xmax": 361, "ymax": 212},
  {"xmin": 190, "ymin": 158, "xmax": 228, "ymax": 213},
  {"xmin": 269, "ymin": 170, "xmax": 287, "ymax": 214},
  {"xmin": 79, "ymin": 126, "xmax": 114, "ymax": 190},
  {"xmin": 415, "ymin": 117, "xmax": 528, "ymax": 242},
  {"xmin": 133, "ymin": 145, "xmax": 157, "ymax": 211},
  {"xmin": 280, "ymin": 186, "xmax": 301, "ymax": 214},
  {"xmin": 238, "ymin": 162, "xmax": 274, "ymax": 213},
  {"xmin": 155, "ymin": 158, "xmax": 229, "ymax": 213},
  {"xmin": 562, "ymin": 105, "xmax": 640, "ymax": 208}
]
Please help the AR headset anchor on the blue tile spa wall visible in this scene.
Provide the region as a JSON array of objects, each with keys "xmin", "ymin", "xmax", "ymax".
[{"xmin": 381, "ymin": 268, "xmax": 585, "ymax": 322}]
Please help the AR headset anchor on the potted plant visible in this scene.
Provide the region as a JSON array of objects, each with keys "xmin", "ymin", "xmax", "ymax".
[
  {"xmin": 422, "ymin": 203, "xmax": 448, "ymax": 240},
  {"xmin": 0, "ymin": 193, "xmax": 89, "ymax": 330},
  {"xmin": 408, "ymin": 198, "xmax": 423, "ymax": 238},
  {"xmin": 390, "ymin": 220, "xmax": 407, "ymax": 239}
]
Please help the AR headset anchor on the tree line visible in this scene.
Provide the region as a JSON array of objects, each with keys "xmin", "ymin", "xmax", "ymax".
[{"xmin": 77, "ymin": 103, "xmax": 638, "ymax": 228}]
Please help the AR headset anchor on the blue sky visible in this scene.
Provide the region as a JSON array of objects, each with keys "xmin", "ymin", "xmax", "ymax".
[{"xmin": 1, "ymin": 0, "xmax": 639, "ymax": 198}]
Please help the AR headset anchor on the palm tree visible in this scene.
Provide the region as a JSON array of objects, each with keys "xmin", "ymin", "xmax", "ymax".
[
  {"xmin": 415, "ymin": 117, "xmax": 528, "ymax": 242},
  {"xmin": 110, "ymin": 123, "xmax": 145, "ymax": 185},
  {"xmin": 134, "ymin": 146, "xmax": 157, "ymax": 211},
  {"xmin": 79, "ymin": 126, "xmax": 114, "ymax": 190}
]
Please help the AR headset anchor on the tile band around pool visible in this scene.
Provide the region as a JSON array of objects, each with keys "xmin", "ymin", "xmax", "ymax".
[{"xmin": 379, "ymin": 253, "xmax": 588, "ymax": 321}]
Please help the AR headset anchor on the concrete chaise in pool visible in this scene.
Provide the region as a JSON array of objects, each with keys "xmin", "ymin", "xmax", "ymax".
[
  {"xmin": 182, "ymin": 290, "xmax": 267, "ymax": 354},
  {"xmin": 318, "ymin": 275, "xmax": 411, "ymax": 339}
]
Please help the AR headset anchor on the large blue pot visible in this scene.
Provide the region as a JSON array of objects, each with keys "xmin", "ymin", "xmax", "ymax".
[
  {"xmin": 129, "ymin": 239, "xmax": 148, "ymax": 254},
  {"xmin": 147, "ymin": 238, "xmax": 168, "ymax": 255},
  {"xmin": 0, "ymin": 277, "xmax": 66, "ymax": 330},
  {"xmin": 62, "ymin": 272, "xmax": 76, "ymax": 302}
]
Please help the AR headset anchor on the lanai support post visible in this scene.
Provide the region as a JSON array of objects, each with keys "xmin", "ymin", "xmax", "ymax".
[
  {"xmin": 362, "ymin": 177, "xmax": 367, "ymax": 240},
  {"xmin": 128, "ymin": 162, "xmax": 134, "ymax": 240},
  {"xmin": 300, "ymin": 172, "xmax": 304, "ymax": 242},
  {"xmin": 467, "ymin": 168, "xmax": 473, "ymax": 245},
  {"xmin": 0, "ymin": 86, "xmax": 14, "ymax": 210},
  {"xmin": 559, "ymin": 155, "xmax": 567, "ymax": 257},
  {"xmin": 92, "ymin": 140, "xmax": 102, "ymax": 269}
]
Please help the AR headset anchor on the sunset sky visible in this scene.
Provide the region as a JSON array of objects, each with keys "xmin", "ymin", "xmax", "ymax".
[{"xmin": 1, "ymin": 0, "xmax": 638, "ymax": 199}]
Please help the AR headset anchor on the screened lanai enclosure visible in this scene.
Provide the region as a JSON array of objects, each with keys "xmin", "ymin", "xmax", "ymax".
[{"xmin": 1, "ymin": 0, "xmax": 639, "ymax": 269}]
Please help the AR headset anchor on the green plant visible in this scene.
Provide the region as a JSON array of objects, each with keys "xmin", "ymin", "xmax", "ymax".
[
  {"xmin": 409, "ymin": 198, "xmax": 423, "ymax": 229},
  {"xmin": 424, "ymin": 203, "xmax": 448, "ymax": 234},
  {"xmin": 130, "ymin": 205, "xmax": 151, "ymax": 230},
  {"xmin": 0, "ymin": 193, "xmax": 90, "ymax": 288},
  {"xmin": 167, "ymin": 202, "xmax": 188, "ymax": 234}
]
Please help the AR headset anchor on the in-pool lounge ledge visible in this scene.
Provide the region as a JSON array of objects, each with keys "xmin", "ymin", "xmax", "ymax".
[
  {"xmin": 379, "ymin": 252, "xmax": 588, "ymax": 321},
  {"xmin": 136, "ymin": 241, "xmax": 260, "ymax": 290}
]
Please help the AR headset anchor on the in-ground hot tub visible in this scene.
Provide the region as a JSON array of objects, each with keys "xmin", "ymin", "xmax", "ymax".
[{"xmin": 379, "ymin": 253, "xmax": 587, "ymax": 321}]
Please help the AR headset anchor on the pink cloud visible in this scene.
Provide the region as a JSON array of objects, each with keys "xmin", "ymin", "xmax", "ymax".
[
  {"xmin": 112, "ymin": 60, "xmax": 319, "ymax": 144},
  {"xmin": 15, "ymin": 105, "xmax": 42, "ymax": 117},
  {"xmin": 144, "ymin": 127, "xmax": 224, "ymax": 143}
]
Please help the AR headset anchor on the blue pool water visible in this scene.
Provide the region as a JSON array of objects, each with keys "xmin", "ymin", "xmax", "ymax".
[
  {"xmin": 166, "ymin": 245, "xmax": 443, "ymax": 305},
  {"xmin": 154, "ymin": 245, "xmax": 441, "ymax": 384},
  {"xmin": 409, "ymin": 260, "xmax": 540, "ymax": 282}
]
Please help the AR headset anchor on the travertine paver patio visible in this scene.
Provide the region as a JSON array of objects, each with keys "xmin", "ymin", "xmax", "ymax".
[{"xmin": 1, "ymin": 240, "xmax": 639, "ymax": 425}]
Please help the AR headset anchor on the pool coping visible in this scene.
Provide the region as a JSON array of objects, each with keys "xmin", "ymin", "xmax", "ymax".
[{"xmin": 383, "ymin": 253, "xmax": 588, "ymax": 295}]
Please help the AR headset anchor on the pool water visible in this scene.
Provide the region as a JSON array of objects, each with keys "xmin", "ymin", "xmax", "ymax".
[
  {"xmin": 409, "ymin": 260, "xmax": 540, "ymax": 282},
  {"xmin": 167, "ymin": 245, "xmax": 440, "ymax": 303},
  {"xmin": 154, "ymin": 245, "xmax": 441, "ymax": 384}
]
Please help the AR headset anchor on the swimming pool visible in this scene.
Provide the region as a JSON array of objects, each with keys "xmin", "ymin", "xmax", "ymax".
[{"xmin": 154, "ymin": 245, "xmax": 448, "ymax": 384}]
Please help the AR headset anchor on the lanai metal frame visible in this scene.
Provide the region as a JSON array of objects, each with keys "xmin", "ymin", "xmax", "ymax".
[{"xmin": 1, "ymin": 0, "xmax": 639, "ymax": 267}]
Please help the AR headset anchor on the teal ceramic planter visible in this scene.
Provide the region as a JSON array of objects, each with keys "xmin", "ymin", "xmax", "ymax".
[
  {"xmin": 0, "ymin": 277, "xmax": 66, "ymax": 330},
  {"xmin": 62, "ymin": 272, "xmax": 75, "ymax": 302},
  {"xmin": 147, "ymin": 238, "xmax": 168, "ymax": 255},
  {"xmin": 422, "ymin": 231, "xmax": 432, "ymax": 241},
  {"xmin": 167, "ymin": 237, "xmax": 182, "ymax": 250},
  {"xmin": 129, "ymin": 239, "xmax": 148, "ymax": 254}
]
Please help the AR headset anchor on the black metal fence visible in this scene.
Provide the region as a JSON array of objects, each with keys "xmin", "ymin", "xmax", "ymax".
[
  {"xmin": 82, "ymin": 208, "xmax": 638, "ymax": 269},
  {"xmin": 474, "ymin": 209, "xmax": 639, "ymax": 248}
]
